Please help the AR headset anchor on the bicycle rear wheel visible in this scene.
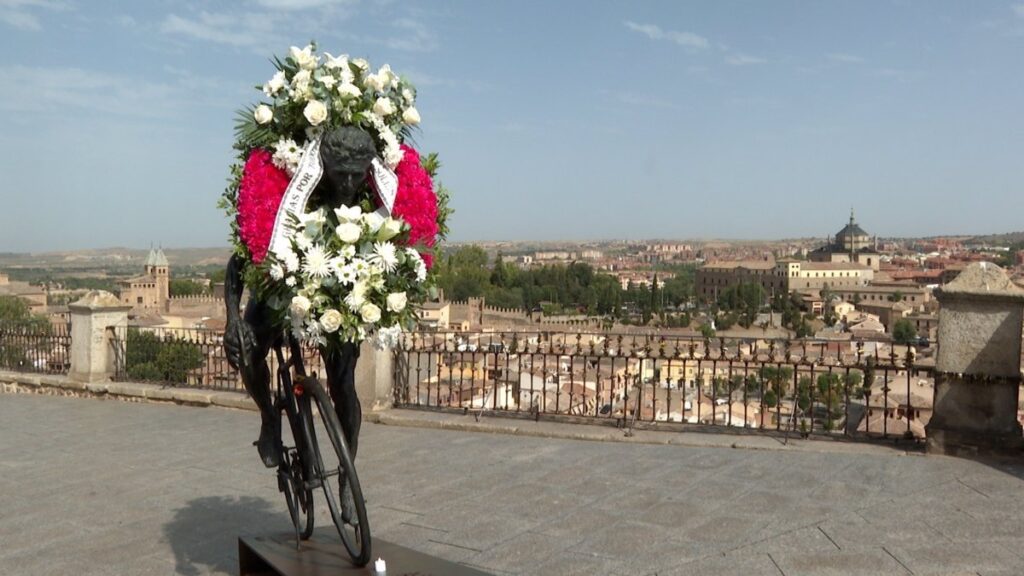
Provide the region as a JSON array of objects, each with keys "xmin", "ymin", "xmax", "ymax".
[
  {"xmin": 307, "ymin": 380, "xmax": 371, "ymax": 566},
  {"xmin": 278, "ymin": 447, "xmax": 315, "ymax": 541}
]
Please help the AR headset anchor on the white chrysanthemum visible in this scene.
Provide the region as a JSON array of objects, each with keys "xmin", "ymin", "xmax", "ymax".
[
  {"xmin": 272, "ymin": 138, "xmax": 301, "ymax": 174},
  {"xmin": 285, "ymin": 276, "xmax": 297, "ymax": 287},
  {"xmin": 302, "ymin": 244, "xmax": 333, "ymax": 278},
  {"xmin": 370, "ymin": 242, "xmax": 398, "ymax": 272},
  {"xmin": 294, "ymin": 232, "xmax": 313, "ymax": 251},
  {"xmin": 264, "ymin": 71, "xmax": 286, "ymax": 97},
  {"xmin": 405, "ymin": 248, "xmax": 427, "ymax": 282},
  {"xmin": 269, "ymin": 263, "xmax": 284, "ymax": 281},
  {"xmin": 339, "ymin": 245, "xmax": 356, "ymax": 260},
  {"xmin": 276, "ymin": 247, "xmax": 301, "ymax": 273},
  {"xmin": 351, "ymin": 258, "xmax": 371, "ymax": 279},
  {"xmin": 374, "ymin": 324, "xmax": 403, "ymax": 350},
  {"xmin": 335, "ymin": 263, "xmax": 357, "ymax": 286},
  {"xmin": 344, "ymin": 282, "xmax": 368, "ymax": 312}
]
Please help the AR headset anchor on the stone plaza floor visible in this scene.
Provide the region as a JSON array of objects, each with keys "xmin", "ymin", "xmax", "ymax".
[{"xmin": 1, "ymin": 393, "xmax": 1023, "ymax": 575}]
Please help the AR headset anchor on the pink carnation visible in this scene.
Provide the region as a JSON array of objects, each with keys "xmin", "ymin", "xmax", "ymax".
[
  {"xmin": 390, "ymin": 145, "xmax": 438, "ymax": 268},
  {"xmin": 237, "ymin": 149, "xmax": 290, "ymax": 264}
]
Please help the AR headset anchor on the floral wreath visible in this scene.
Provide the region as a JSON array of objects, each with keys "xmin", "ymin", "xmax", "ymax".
[{"xmin": 219, "ymin": 43, "xmax": 451, "ymax": 349}]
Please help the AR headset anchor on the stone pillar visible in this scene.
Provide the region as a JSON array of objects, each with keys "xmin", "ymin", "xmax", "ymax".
[
  {"xmin": 354, "ymin": 340, "xmax": 395, "ymax": 413},
  {"xmin": 926, "ymin": 263, "xmax": 1024, "ymax": 456},
  {"xmin": 69, "ymin": 291, "xmax": 131, "ymax": 383}
]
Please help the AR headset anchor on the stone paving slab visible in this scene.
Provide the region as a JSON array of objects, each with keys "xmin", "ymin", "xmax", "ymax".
[{"xmin": 1, "ymin": 393, "xmax": 1024, "ymax": 575}]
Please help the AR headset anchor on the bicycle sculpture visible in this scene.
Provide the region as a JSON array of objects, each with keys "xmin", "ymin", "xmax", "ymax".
[{"xmin": 220, "ymin": 44, "xmax": 450, "ymax": 566}]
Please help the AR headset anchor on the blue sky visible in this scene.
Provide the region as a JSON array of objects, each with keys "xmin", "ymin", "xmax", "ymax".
[{"xmin": 1, "ymin": 0, "xmax": 1022, "ymax": 252}]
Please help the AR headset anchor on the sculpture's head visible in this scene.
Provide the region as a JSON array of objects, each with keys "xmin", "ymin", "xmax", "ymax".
[{"xmin": 316, "ymin": 125, "xmax": 377, "ymax": 208}]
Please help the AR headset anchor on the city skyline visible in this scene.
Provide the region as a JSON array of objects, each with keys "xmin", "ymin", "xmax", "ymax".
[{"xmin": 2, "ymin": 1, "xmax": 1023, "ymax": 252}]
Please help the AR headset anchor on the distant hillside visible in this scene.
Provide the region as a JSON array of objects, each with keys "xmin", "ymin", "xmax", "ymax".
[{"xmin": 963, "ymin": 231, "xmax": 1024, "ymax": 246}]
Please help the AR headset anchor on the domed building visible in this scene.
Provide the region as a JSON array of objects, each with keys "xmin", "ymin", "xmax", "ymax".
[{"xmin": 809, "ymin": 210, "xmax": 880, "ymax": 270}]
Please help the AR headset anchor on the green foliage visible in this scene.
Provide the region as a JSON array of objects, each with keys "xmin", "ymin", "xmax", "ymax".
[
  {"xmin": 0, "ymin": 296, "xmax": 49, "ymax": 331},
  {"xmin": 892, "ymin": 318, "xmax": 917, "ymax": 345},
  {"xmin": 716, "ymin": 282, "xmax": 765, "ymax": 328},
  {"xmin": 763, "ymin": 389, "xmax": 778, "ymax": 408},
  {"xmin": 169, "ymin": 278, "xmax": 207, "ymax": 297},
  {"xmin": 125, "ymin": 329, "xmax": 205, "ymax": 384}
]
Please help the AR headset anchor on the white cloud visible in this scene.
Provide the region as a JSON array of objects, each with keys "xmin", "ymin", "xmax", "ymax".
[
  {"xmin": 725, "ymin": 53, "xmax": 766, "ymax": 66},
  {"xmin": 160, "ymin": 11, "xmax": 279, "ymax": 48},
  {"xmin": 624, "ymin": 20, "xmax": 708, "ymax": 50},
  {"xmin": 255, "ymin": 0, "xmax": 355, "ymax": 9},
  {"xmin": 0, "ymin": 65, "xmax": 241, "ymax": 118},
  {"xmin": 387, "ymin": 18, "xmax": 438, "ymax": 52},
  {"xmin": 0, "ymin": 0, "xmax": 68, "ymax": 31},
  {"xmin": 826, "ymin": 52, "xmax": 864, "ymax": 64},
  {"xmin": 601, "ymin": 89, "xmax": 678, "ymax": 110}
]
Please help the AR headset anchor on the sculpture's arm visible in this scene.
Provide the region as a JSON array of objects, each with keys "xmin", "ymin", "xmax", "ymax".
[{"xmin": 224, "ymin": 254, "xmax": 252, "ymax": 370}]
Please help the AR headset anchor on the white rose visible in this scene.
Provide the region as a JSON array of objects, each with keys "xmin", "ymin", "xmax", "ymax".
[
  {"xmin": 386, "ymin": 292, "xmax": 407, "ymax": 313},
  {"xmin": 402, "ymin": 106, "xmax": 421, "ymax": 125},
  {"xmin": 319, "ymin": 309, "xmax": 343, "ymax": 333},
  {"xmin": 364, "ymin": 73, "xmax": 386, "ymax": 93},
  {"xmin": 336, "ymin": 222, "xmax": 362, "ymax": 244},
  {"xmin": 373, "ymin": 97, "xmax": 396, "ymax": 116},
  {"xmin": 290, "ymin": 44, "xmax": 318, "ymax": 70},
  {"xmin": 253, "ymin": 104, "xmax": 274, "ymax": 124},
  {"xmin": 303, "ymin": 100, "xmax": 328, "ymax": 126},
  {"xmin": 290, "ymin": 295, "xmax": 312, "ymax": 318},
  {"xmin": 362, "ymin": 210, "xmax": 385, "ymax": 232},
  {"xmin": 360, "ymin": 302, "xmax": 382, "ymax": 324},
  {"xmin": 334, "ymin": 204, "xmax": 362, "ymax": 222},
  {"xmin": 377, "ymin": 218, "xmax": 403, "ymax": 241},
  {"xmin": 337, "ymin": 83, "xmax": 362, "ymax": 99},
  {"xmin": 401, "ymin": 88, "xmax": 414, "ymax": 103},
  {"xmin": 351, "ymin": 58, "xmax": 369, "ymax": 71}
]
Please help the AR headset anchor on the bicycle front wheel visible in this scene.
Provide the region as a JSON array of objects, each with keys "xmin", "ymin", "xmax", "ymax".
[{"xmin": 308, "ymin": 381, "xmax": 371, "ymax": 566}]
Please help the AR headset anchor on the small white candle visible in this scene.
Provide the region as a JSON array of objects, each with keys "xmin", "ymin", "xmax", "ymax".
[{"xmin": 374, "ymin": 557, "xmax": 386, "ymax": 573}]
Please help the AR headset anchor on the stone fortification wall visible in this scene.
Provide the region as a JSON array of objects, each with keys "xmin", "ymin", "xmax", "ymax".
[{"xmin": 167, "ymin": 295, "xmax": 226, "ymax": 319}]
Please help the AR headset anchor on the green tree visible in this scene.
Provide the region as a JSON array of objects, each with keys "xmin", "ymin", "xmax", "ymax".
[
  {"xmin": 892, "ymin": 318, "xmax": 917, "ymax": 345},
  {"xmin": 125, "ymin": 329, "xmax": 205, "ymax": 383},
  {"xmin": 169, "ymin": 278, "xmax": 206, "ymax": 297}
]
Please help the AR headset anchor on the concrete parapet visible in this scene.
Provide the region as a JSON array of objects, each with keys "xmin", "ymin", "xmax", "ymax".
[{"xmin": 926, "ymin": 262, "xmax": 1024, "ymax": 456}]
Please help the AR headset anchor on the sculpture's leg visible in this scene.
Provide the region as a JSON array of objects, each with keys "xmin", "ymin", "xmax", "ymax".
[
  {"xmin": 324, "ymin": 342, "xmax": 361, "ymax": 524},
  {"xmin": 325, "ymin": 342, "xmax": 362, "ymax": 460},
  {"xmin": 242, "ymin": 298, "xmax": 280, "ymax": 468}
]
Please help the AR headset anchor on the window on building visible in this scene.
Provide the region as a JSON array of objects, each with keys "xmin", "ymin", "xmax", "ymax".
[{"xmin": 137, "ymin": 296, "xmax": 143, "ymax": 304}]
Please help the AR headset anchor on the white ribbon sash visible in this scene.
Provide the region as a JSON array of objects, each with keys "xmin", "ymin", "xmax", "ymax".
[
  {"xmin": 370, "ymin": 157, "xmax": 398, "ymax": 215},
  {"xmin": 268, "ymin": 136, "xmax": 324, "ymax": 259}
]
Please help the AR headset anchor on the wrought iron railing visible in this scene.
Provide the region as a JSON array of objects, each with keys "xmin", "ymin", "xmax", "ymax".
[
  {"xmin": 394, "ymin": 331, "xmax": 933, "ymax": 441},
  {"xmin": 0, "ymin": 320, "xmax": 71, "ymax": 374},
  {"xmin": 110, "ymin": 326, "xmax": 320, "ymax": 391}
]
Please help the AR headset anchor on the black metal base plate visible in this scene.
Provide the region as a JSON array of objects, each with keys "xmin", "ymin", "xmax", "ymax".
[{"xmin": 239, "ymin": 529, "xmax": 493, "ymax": 576}]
